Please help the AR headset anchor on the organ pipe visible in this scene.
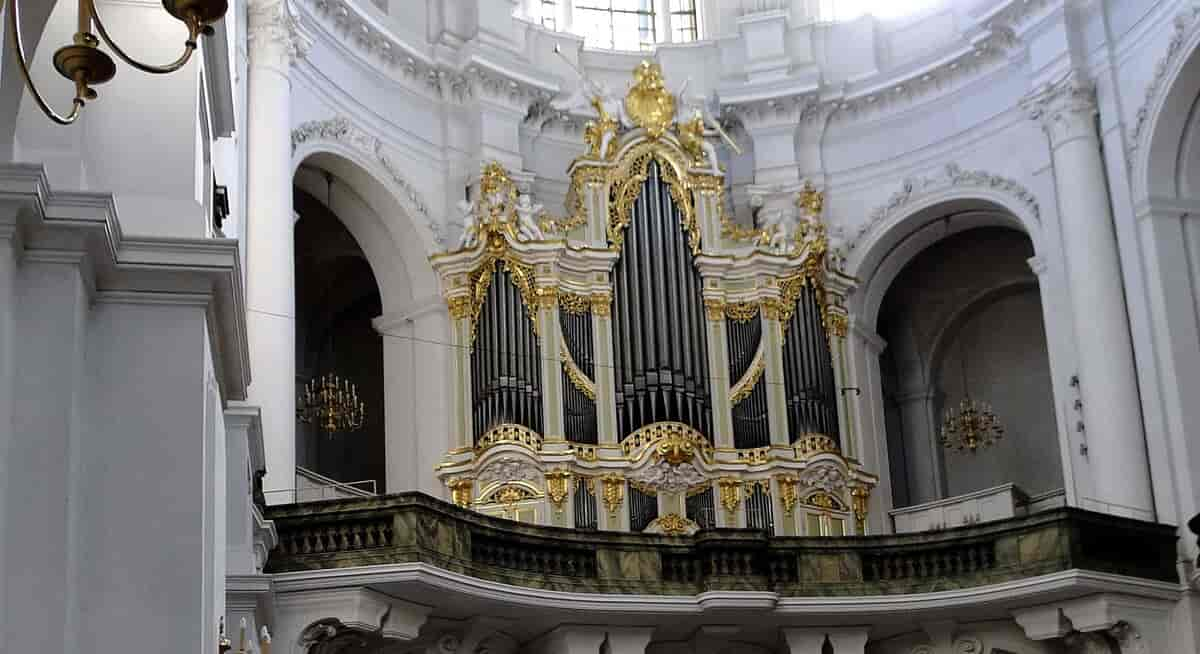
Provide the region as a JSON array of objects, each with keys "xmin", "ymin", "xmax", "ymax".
[
  {"xmin": 561, "ymin": 305, "xmax": 598, "ymax": 444},
  {"xmin": 728, "ymin": 314, "xmax": 769, "ymax": 449},
  {"xmin": 782, "ymin": 282, "xmax": 839, "ymax": 444},
  {"xmin": 612, "ymin": 160, "xmax": 712, "ymax": 440},
  {"xmin": 470, "ymin": 267, "xmax": 543, "ymax": 442}
]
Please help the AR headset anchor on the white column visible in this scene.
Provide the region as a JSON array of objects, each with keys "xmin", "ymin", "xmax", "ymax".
[
  {"xmin": 704, "ymin": 300, "xmax": 735, "ymax": 448},
  {"xmin": 1024, "ymin": 74, "xmax": 1154, "ymax": 520},
  {"xmin": 895, "ymin": 390, "xmax": 943, "ymax": 504},
  {"xmin": 0, "ymin": 222, "xmax": 14, "ymax": 650},
  {"xmin": 244, "ymin": 0, "xmax": 310, "ymax": 503}
]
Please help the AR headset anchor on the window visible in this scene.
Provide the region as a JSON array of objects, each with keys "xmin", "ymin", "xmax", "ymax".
[
  {"xmin": 669, "ymin": 0, "xmax": 697, "ymax": 43},
  {"xmin": 575, "ymin": 0, "xmax": 657, "ymax": 51}
]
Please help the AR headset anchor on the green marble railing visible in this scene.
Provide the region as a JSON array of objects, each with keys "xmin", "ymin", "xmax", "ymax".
[{"xmin": 264, "ymin": 493, "xmax": 1177, "ymax": 596}]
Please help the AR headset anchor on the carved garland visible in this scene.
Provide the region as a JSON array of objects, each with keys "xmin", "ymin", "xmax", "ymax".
[
  {"xmin": 729, "ymin": 343, "xmax": 766, "ymax": 406},
  {"xmin": 559, "ymin": 342, "xmax": 597, "ymax": 400}
]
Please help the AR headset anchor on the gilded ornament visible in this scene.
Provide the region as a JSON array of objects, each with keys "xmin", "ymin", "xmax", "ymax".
[
  {"xmin": 590, "ymin": 293, "xmax": 612, "ymax": 317},
  {"xmin": 584, "ymin": 96, "xmax": 620, "ymax": 159},
  {"xmin": 545, "ymin": 469, "xmax": 572, "ymax": 513},
  {"xmin": 558, "ymin": 291, "xmax": 591, "ymax": 315},
  {"xmin": 624, "ymin": 61, "xmax": 676, "ymax": 139},
  {"xmin": 735, "ymin": 446, "xmax": 770, "ymax": 466},
  {"xmin": 446, "ymin": 294, "xmax": 472, "ymax": 320},
  {"xmin": 476, "ymin": 423, "xmax": 544, "ymax": 453},
  {"xmin": 560, "ymin": 343, "xmax": 597, "ymax": 400},
  {"xmin": 536, "ymin": 286, "xmax": 559, "ymax": 308},
  {"xmin": 718, "ymin": 477, "xmax": 741, "ymax": 520},
  {"xmin": 776, "ymin": 475, "xmax": 799, "ymax": 516},
  {"xmin": 677, "ymin": 112, "xmax": 708, "ymax": 166},
  {"xmin": 798, "ymin": 181, "xmax": 824, "ymax": 217},
  {"xmin": 654, "ymin": 430, "xmax": 700, "ymax": 466},
  {"xmin": 704, "ymin": 298, "xmax": 726, "ymax": 321},
  {"xmin": 573, "ymin": 444, "xmax": 598, "ymax": 462},
  {"xmin": 729, "ymin": 347, "xmax": 765, "ymax": 406},
  {"xmin": 655, "ymin": 513, "xmax": 693, "ymax": 536},
  {"xmin": 744, "ymin": 478, "xmax": 771, "ymax": 495},
  {"xmin": 850, "ymin": 484, "xmax": 871, "ymax": 533},
  {"xmin": 621, "ymin": 422, "xmax": 713, "ymax": 463},
  {"xmin": 448, "ymin": 478, "xmax": 474, "ymax": 508},
  {"xmin": 825, "ymin": 311, "xmax": 849, "ymax": 338},
  {"xmin": 724, "ymin": 302, "xmax": 759, "ymax": 323},
  {"xmin": 607, "ymin": 143, "xmax": 700, "ymax": 255},
  {"xmin": 601, "ymin": 474, "xmax": 625, "ymax": 518},
  {"xmin": 795, "ymin": 433, "xmax": 839, "ymax": 458}
]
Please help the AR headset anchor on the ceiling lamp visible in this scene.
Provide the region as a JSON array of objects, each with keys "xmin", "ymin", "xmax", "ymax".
[
  {"xmin": 297, "ymin": 373, "xmax": 366, "ymax": 435},
  {"xmin": 939, "ymin": 323, "xmax": 1004, "ymax": 453},
  {"xmin": 7, "ymin": 0, "xmax": 228, "ymax": 125}
]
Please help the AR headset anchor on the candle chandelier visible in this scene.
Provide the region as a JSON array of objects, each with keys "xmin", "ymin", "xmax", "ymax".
[
  {"xmin": 939, "ymin": 323, "xmax": 1005, "ymax": 453},
  {"xmin": 297, "ymin": 373, "xmax": 365, "ymax": 435},
  {"xmin": 6, "ymin": 0, "xmax": 228, "ymax": 125}
]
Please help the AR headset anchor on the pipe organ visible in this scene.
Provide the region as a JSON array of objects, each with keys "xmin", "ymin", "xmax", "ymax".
[{"xmin": 434, "ymin": 61, "xmax": 876, "ymax": 536}]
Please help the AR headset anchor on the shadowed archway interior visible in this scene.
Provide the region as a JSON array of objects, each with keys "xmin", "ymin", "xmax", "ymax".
[{"xmin": 294, "ymin": 185, "xmax": 386, "ymax": 492}]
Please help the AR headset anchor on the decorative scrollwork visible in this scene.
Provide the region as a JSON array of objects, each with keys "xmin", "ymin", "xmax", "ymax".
[
  {"xmin": 560, "ymin": 343, "xmax": 597, "ymax": 400},
  {"xmin": 794, "ymin": 433, "xmax": 839, "ymax": 459},
  {"xmin": 651, "ymin": 513, "xmax": 696, "ymax": 536},
  {"xmin": 607, "ymin": 141, "xmax": 701, "ymax": 255},
  {"xmin": 558, "ymin": 291, "xmax": 592, "ymax": 315},
  {"xmin": 620, "ymin": 422, "xmax": 713, "ymax": 464},
  {"xmin": 725, "ymin": 301, "xmax": 760, "ymax": 323},
  {"xmin": 476, "ymin": 424, "xmax": 544, "ymax": 453},
  {"xmin": 729, "ymin": 343, "xmax": 766, "ymax": 406}
]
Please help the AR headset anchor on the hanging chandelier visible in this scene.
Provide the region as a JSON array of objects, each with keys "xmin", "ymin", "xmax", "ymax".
[
  {"xmin": 297, "ymin": 373, "xmax": 365, "ymax": 435},
  {"xmin": 940, "ymin": 396, "xmax": 1004, "ymax": 453},
  {"xmin": 7, "ymin": 0, "xmax": 228, "ymax": 125}
]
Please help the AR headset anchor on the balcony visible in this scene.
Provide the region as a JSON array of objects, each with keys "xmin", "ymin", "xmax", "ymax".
[{"xmin": 264, "ymin": 492, "xmax": 1177, "ymax": 597}]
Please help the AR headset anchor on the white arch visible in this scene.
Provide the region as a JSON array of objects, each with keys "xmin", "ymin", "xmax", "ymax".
[
  {"xmin": 847, "ymin": 187, "xmax": 1040, "ymax": 330},
  {"xmin": 291, "ymin": 141, "xmax": 442, "ymax": 310}
]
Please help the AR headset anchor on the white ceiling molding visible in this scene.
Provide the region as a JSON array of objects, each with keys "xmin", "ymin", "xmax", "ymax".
[
  {"xmin": 848, "ymin": 163, "xmax": 1041, "ymax": 252},
  {"xmin": 1126, "ymin": 6, "xmax": 1200, "ymax": 167},
  {"xmin": 291, "ymin": 116, "xmax": 444, "ymax": 245}
]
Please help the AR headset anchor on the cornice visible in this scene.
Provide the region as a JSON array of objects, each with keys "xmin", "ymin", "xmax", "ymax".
[
  {"xmin": 298, "ymin": 0, "xmax": 557, "ymax": 111},
  {"xmin": 0, "ymin": 164, "xmax": 250, "ymax": 402},
  {"xmin": 847, "ymin": 163, "xmax": 1041, "ymax": 253}
]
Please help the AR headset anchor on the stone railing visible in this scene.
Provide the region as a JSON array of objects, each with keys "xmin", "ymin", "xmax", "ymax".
[{"xmin": 264, "ymin": 493, "xmax": 1177, "ymax": 596}]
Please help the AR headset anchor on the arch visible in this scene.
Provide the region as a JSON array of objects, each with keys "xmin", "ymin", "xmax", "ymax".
[
  {"xmin": 923, "ymin": 280, "xmax": 1040, "ymax": 392},
  {"xmin": 292, "ymin": 145, "xmax": 441, "ymax": 315},
  {"xmin": 848, "ymin": 193, "xmax": 1036, "ymax": 331},
  {"xmin": 1134, "ymin": 8, "xmax": 1200, "ymax": 204}
]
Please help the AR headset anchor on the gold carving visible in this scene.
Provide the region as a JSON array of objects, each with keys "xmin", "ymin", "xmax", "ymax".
[
  {"xmin": 601, "ymin": 474, "xmax": 625, "ymax": 518},
  {"xmin": 545, "ymin": 469, "xmax": 572, "ymax": 514},
  {"xmin": 704, "ymin": 298, "xmax": 726, "ymax": 321},
  {"xmin": 590, "ymin": 292, "xmax": 612, "ymax": 317},
  {"xmin": 560, "ymin": 343, "xmax": 597, "ymax": 400},
  {"xmin": 607, "ymin": 142, "xmax": 700, "ymax": 255},
  {"xmin": 559, "ymin": 291, "xmax": 591, "ymax": 315},
  {"xmin": 825, "ymin": 311, "xmax": 848, "ymax": 338},
  {"xmin": 655, "ymin": 513, "xmax": 692, "ymax": 536},
  {"xmin": 536, "ymin": 286, "xmax": 559, "ymax": 309},
  {"xmin": 798, "ymin": 180, "xmax": 824, "ymax": 217},
  {"xmin": 621, "ymin": 422, "xmax": 713, "ymax": 463},
  {"xmin": 805, "ymin": 491, "xmax": 843, "ymax": 510},
  {"xmin": 850, "ymin": 484, "xmax": 871, "ymax": 534},
  {"xmin": 624, "ymin": 61, "xmax": 676, "ymax": 139},
  {"xmin": 718, "ymin": 477, "xmax": 741, "ymax": 521},
  {"xmin": 677, "ymin": 112, "xmax": 707, "ymax": 167},
  {"xmin": 541, "ymin": 166, "xmax": 603, "ymax": 234},
  {"xmin": 724, "ymin": 302, "xmax": 760, "ymax": 323},
  {"xmin": 476, "ymin": 423, "xmax": 544, "ymax": 453},
  {"xmin": 446, "ymin": 294, "xmax": 472, "ymax": 320},
  {"xmin": 584, "ymin": 97, "xmax": 620, "ymax": 159},
  {"xmin": 629, "ymin": 480, "xmax": 659, "ymax": 496},
  {"xmin": 448, "ymin": 477, "xmax": 474, "ymax": 508},
  {"xmin": 685, "ymin": 481, "xmax": 712, "ymax": 497},
  {"xmin": 729, "ymin": 344, "xmax": 765, "ymax": 406},
  {"xmin": 735, "ymin": 446, "xmax": 770, "ymax": 466},
  {"xmin": 776, "ymin": 475, "xmax": 799, "ymax": 516},
  {"xmin": 572, "ymin": 444, "xmax": 598, "ymax": 462},
  {"xmin": 795, "ymin": 434, "xmax": 840, "ymax": 459}
]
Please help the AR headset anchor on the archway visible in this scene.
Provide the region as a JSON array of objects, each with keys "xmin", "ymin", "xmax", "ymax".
[{"xmin": 292, "ymin": 149, "xmax": 449, "ymax": 497}]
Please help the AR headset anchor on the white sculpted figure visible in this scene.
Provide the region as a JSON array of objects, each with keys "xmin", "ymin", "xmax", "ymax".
[
  {"xmin": 514, "ymin": 194, "xmax": 545, "ymax": 242},
  {"xmin": 456, "ymin": 199, "xmax": 477, "ymax": 249},
  {"xmin": 758, "ymin": 207, "xmax": 797, "ymax": 254}
]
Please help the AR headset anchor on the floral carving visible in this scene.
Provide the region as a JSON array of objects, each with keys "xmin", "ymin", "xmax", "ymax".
[
  {"xmin": 627, "ymin": 460, "xmax": 708, "ymax": 494},
  {"xmin": 849, "ymin": 163, "xmax": 1040, "ymax": 252},
  {"xmin": 1127, "ymin": 7, "xmax": 1200, "ymax": 165},
  {"xmin": 477, "ymin": 456, "xmax": 541, "ymax": 486},
  {"xmin": 798, "ymin": 462, "xmax": 847, "ymax": 495}
]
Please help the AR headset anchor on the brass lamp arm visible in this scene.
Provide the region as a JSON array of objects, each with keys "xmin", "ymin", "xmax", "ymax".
[
  {"xmin": 86, "ymin": 0, "xmax": 201, "ymax": 75},
  {"xmin": 5, "ymin": 0, "xmax": 84, "ymax": 125}
]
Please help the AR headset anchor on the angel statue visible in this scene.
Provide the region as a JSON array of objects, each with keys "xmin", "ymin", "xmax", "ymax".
[
  {"xmin": 514, "ymin": 194, "xmax": 546, "ymax": 242},
  {"xmin": 551, "ymin": 45, "xmax": 631, "ymax": 159},
  {"xmin": 456, "ymin": 198, "xmax": 477, "ymax": 250},
  {"xmin": 678, "ymin": 110, "xmax": 723, "ymax": 175},
  {"xmin": 754, "ymin": 201, "xmax": 798, "ymax": 255}
]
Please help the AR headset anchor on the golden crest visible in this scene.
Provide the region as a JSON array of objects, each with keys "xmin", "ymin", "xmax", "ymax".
[{"xmin": 624, "ymin": 61, "xmax": 676, "ymax": 139}]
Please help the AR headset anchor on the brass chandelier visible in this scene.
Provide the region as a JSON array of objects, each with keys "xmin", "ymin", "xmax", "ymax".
[
  {"xmin": 7, "ymin": 0, "xmax": 228, "ymax": 125},
  {"xmin": 939, "ymin": 324, "xmax": 1004, "ymax": 453},
  {"xmin": 297, "ymin": 373, "xmax": 365, "ymax": 435}
]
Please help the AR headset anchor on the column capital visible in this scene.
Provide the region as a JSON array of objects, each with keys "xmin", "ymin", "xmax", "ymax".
[
  {"xmin": 1022, "ymin": 72, "xmax": 1099, "ymax": 148},
  {"xmin": 247, "ymin": 1, "xmax": 312, "ymax": 69}
]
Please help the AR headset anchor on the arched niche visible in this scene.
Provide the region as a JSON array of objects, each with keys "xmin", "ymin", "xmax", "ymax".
[
  {"xmin": 292, "ymin": 148, "xmax": 449, "ymax": 496},
  {"xmin": 875, "ymin": 226, "xmax": 1060, "ymax": 509}
]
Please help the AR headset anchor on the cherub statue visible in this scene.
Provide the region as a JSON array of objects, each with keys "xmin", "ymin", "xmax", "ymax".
[
  {"xmin": 759, "ymin": 207, "xmax": 796, "ymax": 254},
  {"xmin": 583, "ymin": 96, "xmax": 621, "ymax": 159},
  {"xmin": 678, "ymin": 110, "xmax": 722, "ymax": 175},
  {"xmin": 514, "ymin": 194, "xmax": 545, "ymax": 242},
  {"xmin": 456, "ymin": 198, "xmax": 477, "ymax": 249}
]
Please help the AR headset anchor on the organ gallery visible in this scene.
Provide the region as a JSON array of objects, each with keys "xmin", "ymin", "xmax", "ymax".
[{"xmin": 433, "ymin": 62, "xmax": 876, "ymax": 535}]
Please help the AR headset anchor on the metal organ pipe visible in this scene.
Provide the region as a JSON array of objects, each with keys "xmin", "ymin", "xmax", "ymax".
[
  {"xmin": 470, "ymin": 267, "xmax": 543, "ymax": 442},
  {"xmin": 782, "ymin": 282, "xmax": 839, "ymax": 444},
  {"xmin": 612, "ymin": 161, "xmax": 711, "ymax": 440}
]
